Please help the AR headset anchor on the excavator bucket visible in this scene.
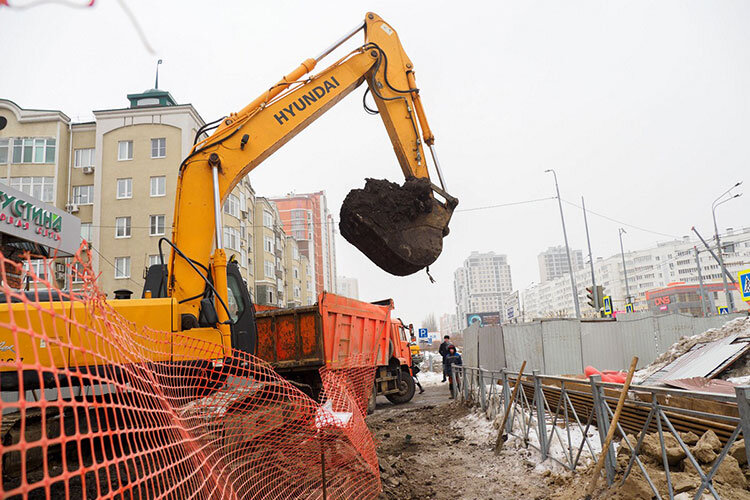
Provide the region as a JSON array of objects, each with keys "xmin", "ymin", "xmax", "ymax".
[{"xmin": 339, "ymin": 178, "xmax": 457, "ymax": 276}]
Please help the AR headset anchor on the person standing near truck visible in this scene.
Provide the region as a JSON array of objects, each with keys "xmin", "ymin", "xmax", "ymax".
[
  {"xmin": 445, "ymin": 345, "xmax": 462, "ymax": 399},
  {"xmin": 439, "ymin": 335, "xmax": 451, "ymax": 382}
]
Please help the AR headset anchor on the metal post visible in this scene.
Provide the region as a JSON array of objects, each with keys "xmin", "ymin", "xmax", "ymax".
[
  {"xmin": 589, "ymin": 375, "xmax": 615, "ymax": 484},
  {"xmin": 712, "ymin": 194, "xmax": 740, "ymax": 312},
  {"xmin": 619, "ymin": 228, "xmax": 631, "ymax": 307},
  {"xmin": 694, "ymin": 246, "xmax": 709, "ymax": 317},
  {"xmin": 533, "ymin": 370, "xmax": 548, "ymax": 459},
  {"xmin": 582, "ymin": 197, "xmax": 598, "ymax": 314},
  {"xmin": 545, "ymin": 169, "xmax": 581, "ymax": 318},
  {"xmin": 735, "ymin": 386, "xmax": 750, "ymax": 467},
  {"xmin": 692, "ymin": 225, "xmax": 738, "ymax": 286}
]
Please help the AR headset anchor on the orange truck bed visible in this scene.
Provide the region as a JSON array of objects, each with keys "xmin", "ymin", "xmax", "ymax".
[{"xmin": 255, "ymin": 292, "xmax": 393, "ymax": 371}]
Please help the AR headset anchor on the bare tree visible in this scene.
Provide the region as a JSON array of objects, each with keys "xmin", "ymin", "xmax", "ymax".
[{"xmin": 422, "ymin": 313, "xmax": 437, "ymax": 331}]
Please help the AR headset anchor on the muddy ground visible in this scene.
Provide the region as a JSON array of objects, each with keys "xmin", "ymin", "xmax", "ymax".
[{"xmin": 368, "ymin": 379, "xmax": 562, "ymax": 500}]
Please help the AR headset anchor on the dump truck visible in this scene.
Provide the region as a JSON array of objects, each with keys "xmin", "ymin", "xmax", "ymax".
[{"xmin": 255, "ymin": 293, "xmax": 416, "ymax": 411}]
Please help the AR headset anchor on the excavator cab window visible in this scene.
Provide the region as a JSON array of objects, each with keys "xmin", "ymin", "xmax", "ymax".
[{"xmin": 226, "ymin": 261, "xmax": 257, "ymax": 355}]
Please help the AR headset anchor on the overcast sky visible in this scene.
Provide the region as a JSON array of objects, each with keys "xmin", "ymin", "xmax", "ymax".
[{"xmin": 2, "ymin": 0, "xmax": 749, "ymax": 326}]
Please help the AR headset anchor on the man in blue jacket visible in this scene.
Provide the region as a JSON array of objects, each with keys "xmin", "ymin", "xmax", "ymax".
[{"xmin": 444, "ymin": 345, "xmax": 462, "ymax": 399}]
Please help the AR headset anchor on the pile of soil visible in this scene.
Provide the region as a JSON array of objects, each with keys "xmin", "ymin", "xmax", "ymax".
[
  {"xmin": 339, "ymin": 178, "xmax": 453, "ymax": 276},
  {"xmin": 551, "ymin": 429, "xmax": 750, "ymax": 500},
  {"xmin": 633, "ymin": 316, "xmax": 750, "ymax": 384}
]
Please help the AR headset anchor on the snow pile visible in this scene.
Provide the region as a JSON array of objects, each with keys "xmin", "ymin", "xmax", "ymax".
[
  {"xmin": 450, "ymin": 406, "xmax": 605, "ymax": 472},
  {"xmin": 633, "ymin": 316, "xmax": 750, "ymax": 384},
  {"xmin": 419, "ymin": 350, "xmax": 443, "ymax": 373},
  {"xmin": 417, "ymin": 370, "xmax": 444, "ymax": 386}
]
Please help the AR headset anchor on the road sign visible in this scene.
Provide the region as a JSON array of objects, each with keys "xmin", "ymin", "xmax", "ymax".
[
  {"xmin": 602, "ymin": 295, "xmax": 613, "ymax": 316},
  {"xmin": 625, "ymin": 303, "xmax": 634, "ymax": 313},
  {"xmin": 507, "ymin": 307, "xmax": 514, "ymax": 319},
  {"xmin": 717, "ymin": 306, "xmax": 729, "ymax": 315},
  {"xmin": 418, "ymin": 328, "xmax": 428, "ymax": 339},
  {"xmin": 740, "ymin": 269, "xmax": 750, "ymax": 302}
]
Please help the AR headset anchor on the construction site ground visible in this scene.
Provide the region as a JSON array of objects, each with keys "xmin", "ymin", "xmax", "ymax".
[{"xmin": 369, "ymin": 374, "xmax": 581, "ymax": 500}]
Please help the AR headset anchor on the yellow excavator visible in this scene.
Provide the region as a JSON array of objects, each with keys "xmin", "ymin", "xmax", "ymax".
[{"xmin": 0, "ymin": 12, "xmax": 457, "ymax": 392}]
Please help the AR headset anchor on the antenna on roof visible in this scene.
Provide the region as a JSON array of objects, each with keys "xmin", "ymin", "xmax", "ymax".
[{"xmin": 155, "ymin": 59, "xmax": 163, "ymax": 89}]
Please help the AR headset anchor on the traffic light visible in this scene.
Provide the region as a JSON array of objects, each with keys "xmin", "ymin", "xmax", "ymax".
[
  {"xmin": 586, "ymin": 287, "xmax": 596, "ymax": 309},
  {"xmin": 586, "ymin": 285, "xmax": 605, "ymax": 311}
]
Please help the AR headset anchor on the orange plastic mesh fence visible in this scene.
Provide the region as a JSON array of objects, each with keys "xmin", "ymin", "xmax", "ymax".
[{"xmin": 0, "ymin": 247, "xmax": 381, "ymax": 499}]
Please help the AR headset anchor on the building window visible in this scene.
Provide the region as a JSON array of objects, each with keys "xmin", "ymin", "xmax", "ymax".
[
  {"xmin": 264, "ymin": 236, "xmax": 274, "ymax": 253},
  {"xmin": 114, "ymin": 257, "xmax": 131, "ymax": 279},
  {"xmin": 150, "ymin": 176, "xmax": 166, "ymax": 197},
  {"xmin": 294, "ymin": 286, "xmax": 301, "ymax": 299},
  {"xmin": 118, "ymin": 140, "xmax": 133, "ymax": 161},
  {"xmin": 151, "ymin": 138, "xmax": 166, "ymax": 158},
  {"xmin": 241, "ymin": 249, "xmax": 248, "ymax": 268},
  {"xmin": 148, "ymin": 254, "xmax": 161, "ymax": 267},
  {"xmin": 80, "ymin": 223, "xmax": 92, "ymax": 242},
  {"xmin": 223, "ymin": 226, "xmax": 240, "ymax": 251},
  {"xmin": 263, "ymin": 210, "xmax": 273, "ymax": 228},
  {"xmin": 72, "ymin": 184, "xmax": 94, "ymax": 205},
  {"xmin": 115, "ymin": 216, "xmax": 131, "ymax": 238},
  {"xmin": 293, "ymin": 267, "xmax": 299, "ymax": 279},
  {"xmin": 224, "ymin": 194, "xmax": 240, "ymax": 218},
  {"xmin": 149, "ymin": 215, "xmax": 165, "ymax": 236},
  {"xmin": 0, "ymin": 139, "xmax": 9, "ymax": 164},
  {"xmin": 293, "ymin": 246, "xmax": 299, "ymax": 260},
  {"xmin": 116, "ymin": 178, "xmax": 132, "ymax": 199},
  {"xmin": 264, "ymin": 260, "xmax": 275, "ymax": 278},
  {"xmin": 10, "ymin": 177, "xmax": 54, "ymax": 202},
  {"xmin": 71, "ymin": 262, "xmax": 85, "ymax": 284},
  {"xmin": 74, "ymin": 148, "xmax": 95, "ymax": 168},
  {"xmin": 267, "ymin": 290, "xmax": 274, "ymax": 303},
  {"xmin": 12, "ymin": 138, "xmax": 55, "ymax": 164}
]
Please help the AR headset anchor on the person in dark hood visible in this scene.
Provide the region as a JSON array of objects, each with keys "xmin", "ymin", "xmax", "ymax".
[
  {"xmin": 444, "ymin": 345, "xmax": 462, "ymax": 399},
  {"xmin": 439, "ymin": 335, "xmax": 451, "ymax": 382}
]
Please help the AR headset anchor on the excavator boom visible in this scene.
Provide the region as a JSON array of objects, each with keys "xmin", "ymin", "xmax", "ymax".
[{"xmin": 170, "ymin": 12, "xmax": 457, "ymax": 318}]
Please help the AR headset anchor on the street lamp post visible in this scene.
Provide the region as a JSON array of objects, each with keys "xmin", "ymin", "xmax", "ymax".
[
  {"xmin": 619, "ymin": 228, "xmax": 631, "ymax": 307},
  {"xmin": 545, "ymin": 169, "xmax": 581, "ymax": 319},
  {"xmin": 712, "ymin": 182, "xmax": 742, "ymax": 312}
]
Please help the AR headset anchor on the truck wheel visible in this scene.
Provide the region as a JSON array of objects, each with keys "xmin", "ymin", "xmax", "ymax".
[{"xmin": 385, "ymin": 370, "xmax": 415, "ymax": 405}]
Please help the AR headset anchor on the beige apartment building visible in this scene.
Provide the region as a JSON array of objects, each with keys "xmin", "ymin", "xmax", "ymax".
[{"xmin": 0, "ymin": 92, "xmax": 312, "ymax": 307}]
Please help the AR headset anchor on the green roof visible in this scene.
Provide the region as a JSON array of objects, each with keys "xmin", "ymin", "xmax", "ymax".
[{"xmin": 126, "ymin": 89, "xmax": 177, "ymax": 108}]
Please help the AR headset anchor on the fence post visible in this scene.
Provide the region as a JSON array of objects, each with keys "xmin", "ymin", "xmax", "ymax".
[
  {"xmin": 589, "ymin": 374, "xmax": 615, "ymax": 484},
  {"xmin": 501, "ymin": 369, "xmax": 512, "ymax": 433},
  {"xmin": 533, "ymin": 370, "xmax": 548, "ymax": 460},
  {"xmin": 479, "ymin": 369, "xmax": 487, "ymax": 411},
  {"xmin": 735, "ymin": 385, "xmax": 750, "ymax": 466}
]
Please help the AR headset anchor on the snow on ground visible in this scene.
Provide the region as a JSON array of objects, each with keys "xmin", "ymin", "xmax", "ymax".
[
  {"xmin": 450, "ymin": 405, "xmax": 605, "ymax": 473},
  {"xmin": 417, "ymin": 370, "xmax": 444, "ymax": 386}
]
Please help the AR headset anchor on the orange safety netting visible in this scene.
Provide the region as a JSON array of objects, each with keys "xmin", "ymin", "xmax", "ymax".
[{"xmin": 0, "ymin": 246, "xmax": 380, "ymax": 499}]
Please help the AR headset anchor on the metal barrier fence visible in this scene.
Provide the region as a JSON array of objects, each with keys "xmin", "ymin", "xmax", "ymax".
[{"xmin": 451, "ymin": 365, "xmax": 750, "ymax": 500}]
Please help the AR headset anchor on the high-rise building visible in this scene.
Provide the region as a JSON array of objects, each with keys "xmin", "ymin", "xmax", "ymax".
[
  {"xmin": 336, "ymin": 276, "xmax": 359, "ymax": 300},
  {"xmin": 270, "ymin": 191, "xmax": 337, "ymax": 295},
  {"xmin": 439, "ymin": 313, "xmax": 458, "ymax": 337},
  {"xmin": 538, "ymin": 246, "xmax": 584, "ymax": 282},
  {"xmin": 453, "ymin": 251, "xmax": 513, "ymax": 329}
]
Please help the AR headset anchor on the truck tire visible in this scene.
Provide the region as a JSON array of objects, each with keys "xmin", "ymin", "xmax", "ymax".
[{"xmin": 385, "ymin": 370, "xmax": 415, "ymax": 405}]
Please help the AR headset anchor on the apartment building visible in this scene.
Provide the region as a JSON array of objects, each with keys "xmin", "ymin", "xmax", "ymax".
[
  {"xmin": 538, "ymin": 246, "xmax": 584, "ymax": 282},
  {"xmin": 336, "ymin": 276, "xmax": 359, "ymax": 300},
  {"xmin": 1, "ymin": 94, "xmax": 313, "ymax": 307},
  {"xmin": 453, "ymin": 251, "xmax": 514, "ymax": 329},
  {"xmin": 270, "ymin": 191, "xmax": 338, "ymax": 295},
  {"xmin": 521, "ymin": 228, "xmax": 750, "ymax": 318}
]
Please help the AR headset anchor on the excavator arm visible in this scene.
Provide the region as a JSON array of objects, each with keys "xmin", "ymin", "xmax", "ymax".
[{"xmin": 168, "ymin": 12, "xmax": 457, "ymax": 325}]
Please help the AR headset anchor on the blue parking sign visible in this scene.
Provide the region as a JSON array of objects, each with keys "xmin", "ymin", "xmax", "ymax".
[
  {"xmin": 418, "ymin": 328, "xmax": 428, "ymax": 339},
  {"xmin": 740, "ymin": 269, "xmax": 750, "ymax": 303}
]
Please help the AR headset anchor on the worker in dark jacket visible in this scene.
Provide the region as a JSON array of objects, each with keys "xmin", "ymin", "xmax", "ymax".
[
  {"xmin": 445, "ymin": 345, "xmax": 462, "ymax": 399},
  {"xmin": 439, "ymin": 335, "xmax": 451, "ymax": 382}
]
